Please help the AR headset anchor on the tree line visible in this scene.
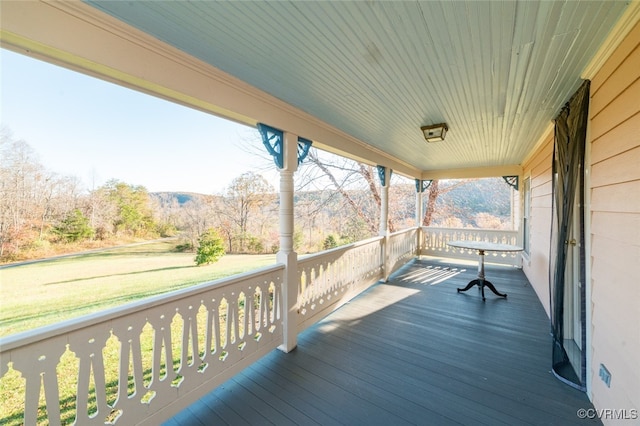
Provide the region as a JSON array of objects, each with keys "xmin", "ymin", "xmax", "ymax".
[{"xmin": 1, "ymin": 130, "xmax": 513, "ymax": 263}]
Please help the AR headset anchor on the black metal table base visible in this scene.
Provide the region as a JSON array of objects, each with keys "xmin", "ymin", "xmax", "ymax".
[{"xmin": 457, "ymin": 279, "xmax": 507, "ymax": 301}]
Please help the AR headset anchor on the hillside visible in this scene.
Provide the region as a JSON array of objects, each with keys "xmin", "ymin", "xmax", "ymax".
[{"xmin": 154, "ymin": 176, "xmax": 513, "ymax": 229}]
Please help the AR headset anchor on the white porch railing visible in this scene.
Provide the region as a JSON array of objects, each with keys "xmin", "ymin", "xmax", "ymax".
[
  {"xmin": 0, "ymin": 229, "xmax": 423, "ymax": 425},
  {"xmin": 297, "ymin": 236, "xmax": 384, "ymax": 332},
  {"xmin": 0, "ymin": 265, "xmax": 284, "ymax": 425},
  {"xmin": 420, "ymin": 226, "xmax": 522, "ymax": 267},
  {"xmin": 387, "ymin": 227, "xmax": 419, "ymax": 276}
]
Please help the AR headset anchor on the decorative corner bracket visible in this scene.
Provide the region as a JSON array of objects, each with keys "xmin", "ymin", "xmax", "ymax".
[
  {"xmin": 258, "ymin": 123, "xmax": 284, "ymax": 168},
  {"xmin": 415, "ymin": 179, "xmax": 433, "ymax": 193},
  {"xmin": 258, "ymin": 123, "xmax": 313, "ymax": 169},
  {"xmin": 377, "ymin": 166, "xmax": 393, "ymax": 187},
  {"xmin": 502, "ymin": 175, "xmax": 519, "ymax": 191},
  {"xmin": 297, "ymin": 137, "xmax": 312, "ymax": 165}
]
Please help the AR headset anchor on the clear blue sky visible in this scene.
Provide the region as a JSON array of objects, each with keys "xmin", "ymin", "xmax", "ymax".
[{"xmin": 1, "ymin": 49, "xmax": 278, "ymax": 194}]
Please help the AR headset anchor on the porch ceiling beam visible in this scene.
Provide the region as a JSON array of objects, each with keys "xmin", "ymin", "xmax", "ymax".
[
  {"xmin": 0, "ymin": 0, "xmax": 421, "ymax": 179},
  {"xmin": 421, "ymin": 165, "xmax": 523, "ymax": 181}
]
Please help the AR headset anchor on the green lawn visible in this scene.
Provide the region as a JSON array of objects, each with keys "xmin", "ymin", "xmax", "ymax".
[{"xmin": 0, "ymin": 240, "xmax": 277, "ymax": 337}]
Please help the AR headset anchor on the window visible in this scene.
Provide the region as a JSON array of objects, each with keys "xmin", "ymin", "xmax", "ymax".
[{"xmin": 523, "ymin": 176, "xmax": 531, "ymax": 255}]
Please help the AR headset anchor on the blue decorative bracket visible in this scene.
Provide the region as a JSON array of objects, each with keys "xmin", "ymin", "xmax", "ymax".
[
  {"xmin": 377, "ymin": 166, "xmax": 392, "ymax": 187},
  {"xmin": 257, "ymin": 123, "xmax": 313, "ymax": 169},
  {"xmin": 415, "ymin": 179, "xmax": 433, "ymax": 193},
  {"xmin": 297, "ymin": 137, "xmax": 312, "ymax": 165},
  {"xmin": 502, "ymin": 175, "xmax": 519, "ymax": 191},
  {"xmin": 258, "ymin": 123, "xmax": 284, "ymax": 168}
]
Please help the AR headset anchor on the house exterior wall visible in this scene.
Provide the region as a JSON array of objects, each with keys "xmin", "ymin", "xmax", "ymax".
[
  {"xmin": 521, "ymin": 19, "xmax": 639, "ymax": 418},
  {"xmin": 588, "ymin": 20, "xmax": 640, "ymax": 419},
  {"xmin": 522, "ymin": 133, "xmax": 553, "ymax": 316}
]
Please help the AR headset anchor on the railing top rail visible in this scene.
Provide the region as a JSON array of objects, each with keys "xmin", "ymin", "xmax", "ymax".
[
  {"xmin": 298, "ymin": 235, "xmax": 383, "ymax": 264},
  {"xmin": 0, "ymin": 263, "xmax": 285, "ymax": 351},
  {"xmin": 421, "ymin": 226, "xmax": 517, "ymax": 234},
  {"xmin": 389, "ymin": 227, "xmax": 419, "ymax": 238}
]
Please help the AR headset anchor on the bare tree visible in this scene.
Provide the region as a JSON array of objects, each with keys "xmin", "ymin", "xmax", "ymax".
[
  {"xmin": 219, "ymin": 172, "xmax": 274, "ymax": 252},
  {"xmin": 0, "ymin": 130, "xmax": 44, "ymax": 256},
  {"xmin": 304, "ymin": 150, "xmax": 384, "ymax": 235},
  {"xmin": 34, "ymin": 172, "xmax": 79, "ymax": 240},
  {"xmin": 423, "ymin": 180, "xmax": 440, "ymax": 227},
  {"xmin": 388, "ymin": 176, "xmax": 416, "ymax": 230},
  {"xmin": 422, "ymin": 179, "xmax": 478, "ymax": 226},
  {"xmin": 150, "ymin": 193, "xmax": 182, "ymax": 230},
  {"xmin": 86, "ymin": 185, "xmax": 117, "ymax": 239},
  {"xmin": 180, "ymin": 195, "xmax": 216, "ymax": 250},
  {"xmin": 0, "ymin": 129, "xmax": 89, "ymax": 259}
]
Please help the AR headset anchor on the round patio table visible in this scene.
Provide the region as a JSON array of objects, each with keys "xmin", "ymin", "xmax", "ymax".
[{"xmin": 447, "ymin": 240, "xmax": 523, "ymax": 301}]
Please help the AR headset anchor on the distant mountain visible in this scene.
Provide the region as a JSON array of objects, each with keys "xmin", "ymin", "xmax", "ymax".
[
  {"xmin": 151, "ymin": 192, "xmax": 208, "ymax": 205},
  {"xmin": 432, "ymin": 178, "xmax": 512, "ymax": 227}
]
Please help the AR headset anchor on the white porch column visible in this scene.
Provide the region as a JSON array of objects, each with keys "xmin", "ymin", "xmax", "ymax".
[
  {"xmin": 379, "ymin": 167, "xmax": 390, "ymax": 281},
  {"xmin": 415, "ymin": 182, "xmax": 424, "ymax": 227},
  {"xmin": 416, "ymin": 180, "xmax": 424, "ymax": 258},
  {"xmin": 277, "ymin": 131, "xmax": 298, "ymax": 353}
]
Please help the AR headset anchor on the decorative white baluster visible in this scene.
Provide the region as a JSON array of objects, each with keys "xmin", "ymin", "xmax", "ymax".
[
  {"xmin": 13, "ymin": 341, "xmax": 66, "ymax": 425},
  {"xmin": 69, "ymin": 328, "xmax": 110, "ymax": 422},
  {"xmin": 112, "ymin": 321, "xmax": 145, "ymax": 408},
  {"xmin": 245, "ymin": 290, "xmax": 255, "ymax": 339},
  {"xmin": 272, "ymin": 279, "xmax": 282, "ymax": 328},
  {"xmin": 205, "ymin": 299, "xmax": 220, "ymax": 361},
  {"xmin": 224, "ymin": 293, "xmax": 240, "ymax": 364},
  {"xmin": 176, "ymin": 302, "xmax": 199, "ymax": 384},
  {"xmin": 151, "ymin": 313, "xmax": 174, "ymax": 384}
]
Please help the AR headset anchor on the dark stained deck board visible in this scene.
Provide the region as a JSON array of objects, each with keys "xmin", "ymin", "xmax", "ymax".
[
  {"xmin": 166, "ymin": 258, "xmax": 600, "ymax": 425},
  {"xmin": 240, "ymin": 363, "xmax": 334, "ymax": 425}
]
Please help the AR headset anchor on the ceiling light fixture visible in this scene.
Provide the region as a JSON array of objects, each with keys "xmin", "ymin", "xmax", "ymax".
[{"xmin": 421, "ymin": 123, "xmax": 448, "ymax": 142}]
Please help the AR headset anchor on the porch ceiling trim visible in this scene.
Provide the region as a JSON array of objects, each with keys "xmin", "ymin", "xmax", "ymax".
[{"xmin": 582, "ymin": 0, "xmax": 640, "ymax": 79}]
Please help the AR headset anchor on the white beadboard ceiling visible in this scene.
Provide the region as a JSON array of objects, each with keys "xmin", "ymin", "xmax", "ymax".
[{"xmin": 85, "ymin": 0, "xmax": 629, "ymax": 174}]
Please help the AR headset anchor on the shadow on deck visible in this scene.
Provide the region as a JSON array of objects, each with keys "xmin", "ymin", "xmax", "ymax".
[{"xmin": 166, "ymin": 257, "xmax": 599, "ymax": 425}]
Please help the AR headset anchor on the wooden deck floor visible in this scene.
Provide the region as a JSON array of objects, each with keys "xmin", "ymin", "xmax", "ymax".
[{"xmin": 165, "ymin": 257, "xmax": 599, "ymax": 425}]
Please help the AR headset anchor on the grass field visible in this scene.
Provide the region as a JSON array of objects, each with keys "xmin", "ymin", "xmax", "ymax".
[{"xmin": 0, "ymin": 240, "xmax": 277, "ymax": 337}]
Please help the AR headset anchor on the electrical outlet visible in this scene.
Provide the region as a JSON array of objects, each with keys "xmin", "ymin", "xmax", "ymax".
[{"xmin": 599, "ymin": 364, "xmax": 611, "ymax": 387}]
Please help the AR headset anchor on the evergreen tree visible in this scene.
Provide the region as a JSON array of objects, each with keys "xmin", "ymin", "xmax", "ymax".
[
  {"xmin": 195, "ymin": 228, "xmax": 225, "ymax": 266},
  {"xmin": 53, "ymin": 209, "xmax": 94, "ymax": 242},
  {"xmin": 323, "ymin": 234, "xmax": 338, "ymax": 250}
]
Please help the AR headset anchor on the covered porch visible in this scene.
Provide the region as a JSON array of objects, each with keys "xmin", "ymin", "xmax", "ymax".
[
  {"xmin": 169, "ymin": 257, "xmax": 596, "ymax": 425},
  {"xmin": 1, "ymin": 1, "xmax": 639, "ymax": 424}
]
